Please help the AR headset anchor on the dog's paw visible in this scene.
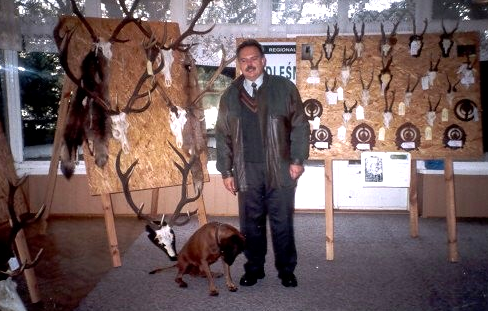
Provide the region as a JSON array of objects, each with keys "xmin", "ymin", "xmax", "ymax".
[
  {"xmin": 209, "ymin": 289, "xmax": 219, "ymax": 296},
  {"xmin": 175, "ymin": 278, "xmax": 188, "ymax": 288},
  {"xmin": 228, "ymin": 285, "xmax": 238, "ymax": 292}
]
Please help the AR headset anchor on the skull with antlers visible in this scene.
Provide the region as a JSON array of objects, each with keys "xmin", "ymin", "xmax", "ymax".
[
  {"xmin": 115, "ymin": 143, "xmax": 201, "ymax": 261},
  {"xmin": 322, "ymin": 23, "xmax": 339, "ymax": 60},
  {"xmin": 352, "ymin": 22, "xmax": 366, "ymax": 58},
  {"xmin": 379, "ymin": 18, "xmax": 402, "ymax": 57},
  {"xmin": 409, "ymin": 17, "xmax": 428, "ymax": 58},
  {"xmin": 439, "ymin": 19, "xmax": 459, "ymax": 58}
]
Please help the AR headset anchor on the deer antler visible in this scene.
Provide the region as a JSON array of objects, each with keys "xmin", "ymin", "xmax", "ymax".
[
  {"xmin": 429, "ymin": 53, "xmax": 441, "ymax": 72},
  {"xmin": 428, "ymin": 95, "xmax": 442, "ymax": 112},
  {"xmin": 167, "ymin": 142, "xmax": 201, "ymax": 227},
  {"xmin": 308, "ymin": 51, "xmax": 323, "ymax": 70},
  {"xmin": 1, "ymin": 177, "xmax": 45, "ymax": 276},
  {"xmin": 341, "ymin": 46, "xmax": 357, "ymax": 68},
  {"xmin": 325, "ymin": 23, "xmax": 339, "ymax": 43},
  {"xmin": 189, "ymin": 45, "xmax": 236, "ymax": 107},
  {"xmin": 353, "ymin": 22, "xmax": 365, "ymax": 43},
  {"xmin": 446, "ymin": 74, "xmax": 460, "ymax": 93},
  {"xmin": 343, "ymin": 100, "xmax": 358, "ymax": 113},
  {"xmin": 115, "ymin": 143, "xmax": 200, "ymax": 228},
  {"xmin": 324, "ymin": 77, "xmax": 337, "ymax": 92},
  {"xmin": 115, "ymin": 150, "xmax": 153, "ymax": 223},
  {"xmin": 406, "ymin": 74, "xmax": 419, "ymax": 93},
  {"xmin": 384, "ymin": 90, "xmax": 396, "ymax": 112},
  {"xmin": 359, "ymin": 67, "xmax": 374, "ymax": 90},
  {"xmin": 164, "ymin": 0, "xmax": 215, "ymax": 51}
]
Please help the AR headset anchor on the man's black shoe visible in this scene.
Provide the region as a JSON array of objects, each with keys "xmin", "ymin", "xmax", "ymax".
[
  {"xmin": 278, "ymin": 272, "xmax": 297, "ymax": 287},
  {"xmin": 239, "ymin": 271, "xmax": 265, "ymax": 286}
]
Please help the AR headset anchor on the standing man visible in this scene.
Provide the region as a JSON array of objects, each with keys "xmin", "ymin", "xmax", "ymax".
[{"xmin": 215, "ymin": 39, "xmax": 310, "ymax": 288}]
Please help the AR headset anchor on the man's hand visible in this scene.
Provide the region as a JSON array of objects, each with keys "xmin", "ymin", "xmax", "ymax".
[
  {"xmin": 289, "ymin": 164, "xmax": 304, "ymax": 180},
  {"xmin": 223, "ymin": 177, "xmax": 237, "ymax": 195}
]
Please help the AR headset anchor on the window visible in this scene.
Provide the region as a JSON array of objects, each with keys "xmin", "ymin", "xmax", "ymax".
[
  {"xmin": 188, "ymin": 0, "xmax": 257, "ymax": 24},
  {"xmin": 3, "ymin": 0, "xmax": 488, "ymax": 165},
  {"xmin": 101, "ymin": 0, "xmax": 171, "ymax": 20},
  {"xmin": 272, "ymin": 0, "xmax": 338, "ymax": 25},
  {"xmin": 198, "ymin": 65, "xmax": 235, "ymax": 129},
  {"xmin": 348, "ymin": 0, "xmax": 414, "ymax": 22},
  {"xmin": 18, "ymin": 51, "xmax": 62, "ymax": 157},
  {"xmin": 432, "ymin": 0, "xmax": 488, "ymax": 20}
]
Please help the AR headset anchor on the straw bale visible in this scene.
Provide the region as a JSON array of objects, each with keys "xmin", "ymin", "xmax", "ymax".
[
  {"xmin": 58, "ymin": 17, "xmax": 209, "ymax": 195},
  {"xmin": 296, "ymin": 32, "xmax": 483, "ymax": 160}
]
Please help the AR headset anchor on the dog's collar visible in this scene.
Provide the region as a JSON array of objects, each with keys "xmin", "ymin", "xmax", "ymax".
[{"xmin": 215, "ymin": 222, "xmax": 224, "ymax": 253}]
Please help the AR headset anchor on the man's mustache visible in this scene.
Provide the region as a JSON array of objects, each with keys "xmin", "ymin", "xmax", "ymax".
[{"xmin": 245, "ymin": 66, "xmax": 256, "ymax": 72}]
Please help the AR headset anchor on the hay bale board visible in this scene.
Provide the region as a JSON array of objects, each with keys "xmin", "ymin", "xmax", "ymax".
[
  {"xmin": 57, "ymin": 16, "xmax": 209, "ymax": 195},
  {"xmin": 296, "ymin": 32, "xmax": 482, "ymax": 160}
]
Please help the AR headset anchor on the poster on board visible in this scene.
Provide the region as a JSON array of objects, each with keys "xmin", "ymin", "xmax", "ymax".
[
  {"xmin": 361, "ymin": 152, "xmax": 411, "ymax": 188},
  {"xmin": 259, "ymin": 41, "xmax": 297, "ymax": 84}
]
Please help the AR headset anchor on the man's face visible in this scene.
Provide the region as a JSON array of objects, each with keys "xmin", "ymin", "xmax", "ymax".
[{"xmin": 238, "ymin": 45, "xmax": 266, "ymax": 81}]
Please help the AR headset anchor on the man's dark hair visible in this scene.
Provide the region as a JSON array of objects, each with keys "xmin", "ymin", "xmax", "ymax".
[{"xmin": 236, "ymin": 39, "xmax": 265, "ymax": 57}]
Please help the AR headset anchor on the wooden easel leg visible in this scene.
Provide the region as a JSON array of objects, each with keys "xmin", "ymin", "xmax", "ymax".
[
  {"xmin": 150, "ymin": 188, "xmax": 159, "ymax": 217},
  {"xmin": 15, "ymin": 229, "xmax": 41, "ymax": 303},
  {"xmin": 196, "ymin": 195, "xmax": 208, "ymax": 226},
  {"xmin": 409, "ymin": 159, "xmax": 419, "ymax": 238},
  {"xmin": 444, "ymin": 157, "xmax": 459, "ymax": 262},
  {"xmin": 325, "ymin": 158, "xmax": 334, "ymax": 260},
  {"xmin": 40, "ymin": 88, "xmax": 70, "ymax": 234},
  {"xmin": 100, "ymin": 193, "xmax": 122, "ymax": 267}
]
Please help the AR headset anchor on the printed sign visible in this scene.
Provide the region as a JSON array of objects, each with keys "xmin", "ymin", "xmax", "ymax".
[
  {"xmin": 361, "ymin": 152, "xmax": 411, "ymax": 188},
  {"xmin": 260, "ymin": 41, "xmax": 297, "ymax": 84}
]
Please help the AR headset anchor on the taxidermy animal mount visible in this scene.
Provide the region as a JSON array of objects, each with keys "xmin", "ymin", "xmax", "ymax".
[{"xmin": 53, "ymin": 0, "xmax": 143, "ymax": 178}]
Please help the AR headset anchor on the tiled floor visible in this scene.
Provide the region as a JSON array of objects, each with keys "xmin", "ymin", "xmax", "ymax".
[{"xmin": 16, "ymin": 216, "xmax": 143, "ymax": 311}]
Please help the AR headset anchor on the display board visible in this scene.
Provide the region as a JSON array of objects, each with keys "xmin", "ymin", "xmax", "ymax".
[
  {"xmin": 295, "ymin": 32, "xmax": 483, "ymax": 160},
  {"xmin": 57, "ymin": 17, "xmax": 208, "ymax": 195}
]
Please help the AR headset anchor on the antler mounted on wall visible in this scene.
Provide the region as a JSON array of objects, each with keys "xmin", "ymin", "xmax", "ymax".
[
  {"xmin": 352, "ymin": 22, "xmax": 365, "ymax": 58},
  {"xmin": 439, "ymin": 19, "xmax": 459, "ymax": 58},
  {"xmin": 379, "ymin": 18, "xmax": 402, "ymax": 57},
  {"xmin": 1, "ymin": 177, "xmax": 45, "ymax": 278},
  {"xmin": 409, "ymin": 16, "xmax": 428, "ymax": 58},
  {"xmin": 322, "ymin": 23, "xmax": 339, "ymax": 61}
]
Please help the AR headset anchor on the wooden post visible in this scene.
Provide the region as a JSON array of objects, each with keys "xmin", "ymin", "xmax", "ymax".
[
  {"xmin": 196, "ymin": 195, "xmax": 208, "ymax": 226},
  {"xmin": 325, "ymin": 158, "xmax": 334, "ymax": 260},
  {"xmin": 150, "ymin": 188, "xmax": 159, "ymax": 217},
  {"xmin": 444, "ymin": 157, "xmax": 459, "ymax": 262},
  {"xmin": 100, "ymin": 193, "xmax": 121, "ymax": 267},
  {"xmin": 40, "ymin": 88, "xmax": 70, "ymax": 233},
  {"xmin": 14, "ymin": 230, "xmax": 41, "ymax": 303},
  {"xmin": 409, "ymin": 159, "xmax": 419, "ymax": 238}
]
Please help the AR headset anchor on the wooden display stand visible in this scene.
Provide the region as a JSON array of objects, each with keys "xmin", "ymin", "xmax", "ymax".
[
  {"xmin": 294, "ymin": 31, "xmax": 483, "ymax": 262},
  {"xmin": 0, "ymin": 121, "xmax": 41, "ymax": 303},
  {"xmin": 43, "ymin": 17, "xmax": 210, "ymax": 267}
]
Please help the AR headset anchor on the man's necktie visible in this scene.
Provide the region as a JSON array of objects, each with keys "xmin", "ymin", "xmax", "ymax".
[{"xmin": 251, "ymin": 82, "xmax": 257, "ymax": 99}]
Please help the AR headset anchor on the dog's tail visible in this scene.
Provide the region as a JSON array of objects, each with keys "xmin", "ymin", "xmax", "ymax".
[{"xmin": 149, "ymin": 264, "xmax": 177, "ymax": 274}]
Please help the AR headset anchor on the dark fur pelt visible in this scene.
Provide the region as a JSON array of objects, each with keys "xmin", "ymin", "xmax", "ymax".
[
  {"xmin": 60, "ymin": 49, "xmax": 111, "ymax": 179},
  {"xmin": 181, "ymin": 108, "xmax": 207, "ymax": 193}
]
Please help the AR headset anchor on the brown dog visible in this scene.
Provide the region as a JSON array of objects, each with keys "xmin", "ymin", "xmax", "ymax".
[{"xmin": 170, "ymin": 221, "xmax": 245, "ymax": 296}]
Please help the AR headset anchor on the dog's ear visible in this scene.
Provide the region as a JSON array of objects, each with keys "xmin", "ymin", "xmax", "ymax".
[{"xmin": 220, "ymin": 233, "xmax": 245, "ymax": 266}]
